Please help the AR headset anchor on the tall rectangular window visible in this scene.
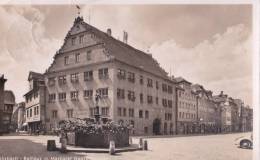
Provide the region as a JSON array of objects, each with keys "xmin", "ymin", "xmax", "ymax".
[
  {"xmin": 168, "ymin": 85, "xmax": 173, "ymax": 94},
  {"xmin": 58, "ymin": 75, "xmax": 66, "ymax": 85},
  {"xmin": 30, "ymin": 108, "xmax": 32, "ymax": 117},
  {"xmin": 75, "ymin": 53, "xmax": 80, "ymax": 63},
  {"xmin": 58, "ymin": 92, "xmax": 66, "ymax": 101},
  {"xmin": 52, "ymin": 110, "xmax": 57, "ymax": 118},
  {"xmin": 129, "ymin": 109, "xmax": 134, "ymax": 117},
  {"xmin": 84, "ymin": 71, "xmax": 93, "ymax": 81},
  {"xmin": 98, "ymin": 68, "xmax": 109, "ymax": 79},
  {"xmin": 96, "ymin": 88, "xmax": 108, "ymax": 98},
  {"xmin": 128, "ymin": 91, "xmax": 135, "ymax": 101},
  {"xmin": 117, "ymin": 69, "xmax": 126, "ymax": 79},
  {"xmin": 127, "ymin": 72, "xmax": 135, "ymax": 83},
  {"xmin": 64, "ymin": 56, "xmax": 69, "ymax": 65},
  {"xmin": 67, "ymin": 109, "xmax": 73, "ymax": 118},
  {"xmin": 48, "ymin": 93, "xmax": 56, "ymax": 103},
  {"xmin": 86, "ymin": 50, "xmax": 92, "ymax": 60},
  {"xmin": 140, "ymin": 75, "xmax": 143, "ymax": 85},
  {"xmin": 70, "ymin": 73, "xmax": 79, "ymax": 83},
  {"xmin": 117, "ymin": 88, "xmax": 125, "ymax": 99},
  {"xmin": 36, "ymin": 106, "xmax": 39, "ymax": 115},
  {"xmin": 147, "ymin": 95, "xmax": 153, "ymax": 104},
  {"xmin": 101, "ymin": 107, "xmax": 109, "ymax": 116},
  {"xmin": 140, "ymin": 93, "xmax": 143, "ymax": 103},
  {"xmin": 79, "ymin": 35, "xmax": 84, "ymax": 43},
  {"xmin": 71, "ymin": 37, "xmax": 76, "ymax": 45},
  {"xmin": 147, "ymin": 78, "xmax": 153, "ymax": 87},
  {"xmin": 139, "ymin": 110, "xmax": 143, "ymax": 118},
  {"xmin": 84, "ymin": 90, "xmax": 93, "ymax": 99},
  {"xmin": 70, "ymin": 91, "xmax": 79, "ymax": 100}
]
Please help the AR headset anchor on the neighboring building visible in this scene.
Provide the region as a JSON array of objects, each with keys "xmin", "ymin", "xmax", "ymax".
[
  {"xmin": 0, "ymin": 74, "xmax": 7, "ymax": 134},
  {"xmin": 26, "ymin": 16, "xmax": 177, "ymax": 135},
  {"xmin": 230, "ymin": 98, "xmax": 241, "ymax": 132},
  {"xmin": 11, "ymin": 104, "xmax": 19, "ymax": 131},
  {"xmin": 174, "ymin": 77, "xmax": 197, "ymax": 134},
  {"xmin": 213, "ymin": 91, "xmax": 232, "ymax": 133},
  {"xmin": 192, "ymin": 84, "xmax": 220, "ymax": 134},
  {"xmin": 2, "ymin": 90, "xmax": 16, "ymax": 133},
  {"xmin": 24, "ymin": 72, "xmax": 46, "ymax": 133}
]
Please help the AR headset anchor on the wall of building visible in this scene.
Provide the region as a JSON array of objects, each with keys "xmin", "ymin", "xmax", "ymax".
[{"xmin": 113, "ymin": 61, "xmax": 176, "ymax": 135}]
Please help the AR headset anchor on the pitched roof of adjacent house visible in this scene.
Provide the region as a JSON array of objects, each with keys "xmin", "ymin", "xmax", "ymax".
[
  {"xmin": 174, "ymin": 77, "xmax": 191, "ymax": 84},
  {"xmin": 56, "ymin": 17, "xmax": 169, "ymax": 79},
  {"xmin": 4, "ymin": 90, "xmax": 15, "ymax": 105},
  {"xmin": 28, "ymin": 71, "xmax": 44, "ymax": 81}
]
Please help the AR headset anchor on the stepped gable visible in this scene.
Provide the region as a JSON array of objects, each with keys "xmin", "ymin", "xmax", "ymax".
[{"xmin": 54, "ymin": 17, "xmax": 169, "ymax": 79}]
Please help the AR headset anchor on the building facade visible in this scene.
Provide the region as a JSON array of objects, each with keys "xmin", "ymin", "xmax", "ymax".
[
  {"xmin": 192, "ymin": 84, "xmax": 220, "ymax": 134},
  {"xmin": 174, "ymin": 77, "xmax": 197, "ymax": 134},
  {"xmin": 26, "ymin": 16, "xmax": 177, "ymax": 135},
  {"xmin": 24, "ymin": 72, "xmax": 46, "ymax": 133},
  {"xmin": 16, "ymin": 102, "xmax": 26, "ymax": 131}
]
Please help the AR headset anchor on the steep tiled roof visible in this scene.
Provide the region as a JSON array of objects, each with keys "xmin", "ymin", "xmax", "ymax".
[
  {"xmin": 58, "ymin": 17, "xmax": 169, "ymax": 79},
  {"xmin": 4, "ymin": 90, "xmax": 15, "ymax": 105}
]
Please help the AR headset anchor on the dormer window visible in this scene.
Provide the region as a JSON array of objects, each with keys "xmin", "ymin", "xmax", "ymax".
[{"xmin": 72, "ymin": 37, "xmax": 76, "ymax": 46}]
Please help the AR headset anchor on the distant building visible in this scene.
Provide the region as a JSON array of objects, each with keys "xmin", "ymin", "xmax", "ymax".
[
  {"xmin": 213, "ymin": 91, "xmax": 232, "ymax": 133},
  {"xmin": 13, "ymin": 102, "xmax": 26, "ymax": 131},
  {"xmin": 244, "ymin": 106, "xmax": 253, "ymax": 131},
  {"xmin": 174, "ymin": 77, "xmax": 197, "ymax": 134},
  {"xmin": 192, "ymin": 84, "xmax": 220, "ymax": 134},
  {"xmin": 2, "ymin": 90, "xmax": 16, "ymax": 133}
]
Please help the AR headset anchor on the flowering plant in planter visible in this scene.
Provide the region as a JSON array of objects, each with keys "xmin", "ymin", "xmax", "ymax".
[
  {"xmin": 58, "ymin": 118, "xmax": 130, "ymax": 135},
  {"xmin": 58, "ymin": 118, "xmax": 131, "ymax": 148}
]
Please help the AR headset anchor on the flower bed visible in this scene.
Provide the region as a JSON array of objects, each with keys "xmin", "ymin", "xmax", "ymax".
[{"xmin": 58, "ymin": 119, "xmax": 130, "ymax": 148}]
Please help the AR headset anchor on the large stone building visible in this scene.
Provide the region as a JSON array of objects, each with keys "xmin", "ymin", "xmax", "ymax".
[
  {"xmin": 174, "ymin": 77, "xmax": 197, "ymax": 134},
  {"xmin": 26, "ymin": 16, "xmax": 177, "ymax": 135},
  {"xmin": 24, "ymin": 72, "xmax": 46, "ymax": 133}
]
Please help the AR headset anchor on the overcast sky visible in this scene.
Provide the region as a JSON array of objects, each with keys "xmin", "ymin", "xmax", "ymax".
[{"xmin": 0, "ymin": 5, "xmax": 252, "ymax": 106}]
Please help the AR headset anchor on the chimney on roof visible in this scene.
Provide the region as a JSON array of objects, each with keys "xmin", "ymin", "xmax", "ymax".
[
  {"xmin": 107, "ymin": 28, "xmax": 112, "ymax": 36},
  {"xmin": 123, "ymin": 31, "xmax": 128, "ymax": 44}
]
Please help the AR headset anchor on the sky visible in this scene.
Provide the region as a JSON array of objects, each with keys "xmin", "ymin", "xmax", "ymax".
[{"xmin": 0, "ymin": 4, "xmax": 253, "ymax": 106}]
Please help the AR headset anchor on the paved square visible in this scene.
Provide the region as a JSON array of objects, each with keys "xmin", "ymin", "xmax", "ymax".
[{"xmin": 0, "ymin": 132, "xmax": 252, "ymax": 160}]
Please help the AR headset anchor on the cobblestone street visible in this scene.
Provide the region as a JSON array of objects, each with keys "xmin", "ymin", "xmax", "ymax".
[{"xmin": 0, "ymin": 132, "xmax": 252, "ymax": 160}]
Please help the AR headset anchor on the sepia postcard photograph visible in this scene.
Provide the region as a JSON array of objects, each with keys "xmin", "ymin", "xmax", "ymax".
[{"xmin": 0, "ymin": 0, "xmax": 259, "ymax": 160}]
